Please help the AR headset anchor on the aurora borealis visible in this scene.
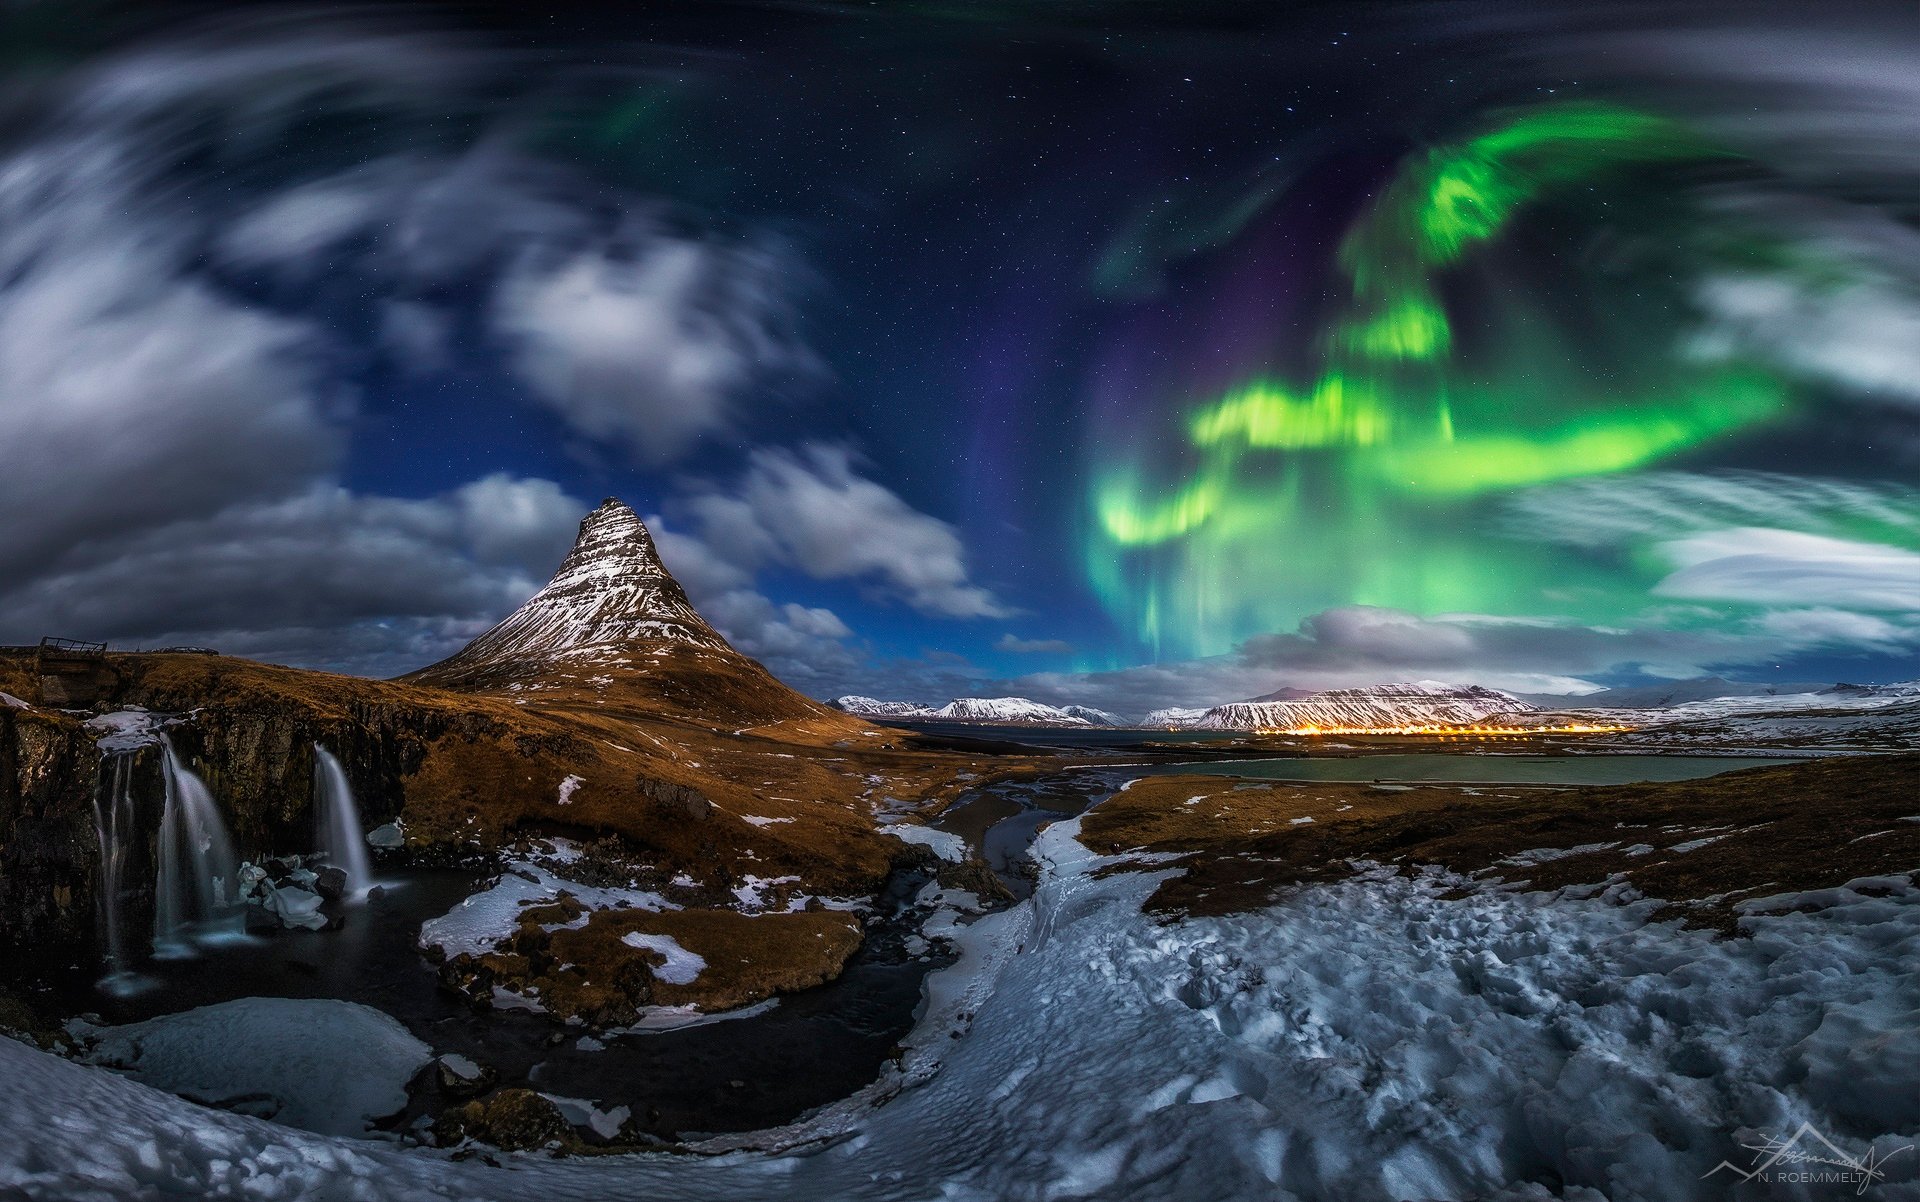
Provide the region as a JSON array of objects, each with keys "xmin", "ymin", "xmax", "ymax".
[
  {"xmin": 1089, "ymin": 101, "xmax": 1797, "ymax": 657},
  {"xmin": 0, "ymin": 1, "xmax": 1915, "ymax": 713}
]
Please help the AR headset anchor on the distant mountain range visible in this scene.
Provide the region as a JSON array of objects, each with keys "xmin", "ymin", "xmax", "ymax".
[
  {"xmin": 833, "ymin": 682, "xmax": 1527, "ymax": 730},
  {"xmin": 834, "ymin": 676, "xmax": 1920, "ymax": 735},
  {"xmin": 828, "ymin": 696, "xmax": 1125, "ymax": 727}
]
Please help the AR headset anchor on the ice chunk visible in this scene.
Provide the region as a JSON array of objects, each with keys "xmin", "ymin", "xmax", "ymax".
[{"xmin": 71, "ymin": 998, "xmax": 429, "ymax": 1137}]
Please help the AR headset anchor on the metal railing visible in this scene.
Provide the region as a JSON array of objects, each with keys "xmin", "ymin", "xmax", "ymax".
[{"xmin": 37, "ymin": 636, "xmax": 107, "ymax": 656}]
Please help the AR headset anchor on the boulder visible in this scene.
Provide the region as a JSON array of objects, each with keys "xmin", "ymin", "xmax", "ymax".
[
  {"xmin": 436, "ymin": 1088, "xmax": 574, "ymax": 1151},
  {"xmin": 313, "ymin": 866, "xmax": 349, "ymax": 902},
  {"xmin": 434, "ymin": 1052, "xmax": 495, "ymax": 1099},
  {"xmin": 366, "ymin": 823, "xmax": 404, "ymax": 850}
]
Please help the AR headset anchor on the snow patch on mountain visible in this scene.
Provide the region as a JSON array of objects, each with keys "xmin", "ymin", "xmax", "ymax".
[
  {"xmin": 831, "ymin": 695, "xmax": 1118, "ymax": 726},
  {"xmin": 1142, "ymin": 706, "xmax": 1210, "ymax": 728},
  {"xmin": 828, "ymin": 696, "xmax": 935, "ymax": 718},
  {"xmin": 932, "ymin": 697, "xmax": 1091, "ymax": 725}
]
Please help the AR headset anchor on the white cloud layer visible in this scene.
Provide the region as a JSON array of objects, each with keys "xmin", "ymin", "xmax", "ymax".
[
  {"xmin": 682, "ymin": 445, "xmax": 1010, "ymax": 619},
  {"xmin": 495, "ymin": 230, "xmax": 816, "ymax": 464},
  {"xmin": 1654, "ymin": 528, "xmax": 1920, "ymax": 612}
]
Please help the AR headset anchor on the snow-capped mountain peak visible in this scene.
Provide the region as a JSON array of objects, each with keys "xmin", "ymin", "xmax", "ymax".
[{"xmin": 410, "ymin": 498, "xmax": 728, "ymax": 687}]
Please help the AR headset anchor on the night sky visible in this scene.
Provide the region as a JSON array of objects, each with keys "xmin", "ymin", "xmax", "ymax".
[{"xmin": 2, "ymin": 1, "xmax": 1916, "ymax": 715}]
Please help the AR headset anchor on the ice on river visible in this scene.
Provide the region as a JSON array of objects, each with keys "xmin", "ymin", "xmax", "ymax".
[
  {"xmin": 6, "ymin": 820, "xmax": 1919, "ymax": 1199},
  {"xmin": 66, "ymin": 998, "xmax": 431, "ymax": 1139}
]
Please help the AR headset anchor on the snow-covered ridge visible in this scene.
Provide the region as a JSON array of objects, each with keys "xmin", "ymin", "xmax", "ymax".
[
  {"xmin": 830, "ymin": 695, "xmax": 1126, "ymax": 726},
  {"xmin": 1141, "ymin": 705, "xmax": 1208, "ymax": 728},
  {"xmin": 413, "ymin": 499, "xmax": 726, "ymax": 683},
  {"xmin": 1177, "ymin": 681, "xmax": 1532, "ymax": 731},
  {"xmin": 828, "ymin": 696, "xmax": 937, "ymax": 718}
]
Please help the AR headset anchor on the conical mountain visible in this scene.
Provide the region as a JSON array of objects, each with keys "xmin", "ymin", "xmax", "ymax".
[{"xmin": 407, "ymin": 499, "xmax": 826, "ymax": 727}]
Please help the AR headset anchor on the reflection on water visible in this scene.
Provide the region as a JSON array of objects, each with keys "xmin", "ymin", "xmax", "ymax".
[{"xmin": 1110, "ymin": 753, "xmax": 1801, "ymax": 785}]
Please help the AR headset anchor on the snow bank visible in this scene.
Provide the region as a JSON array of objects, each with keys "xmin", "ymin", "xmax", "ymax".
[
  {"xmin": 618, "ymin": 932, "xmax": 705, "ymax": 984},
  {"xmin": 877, "ymin": 821, "xmax": 967, "ymax": 862},
  {"xmin": 82, "ymin": 708, "xmax": 162, "ymax": 753},
  {"xmin": 420, "ymin": 859, "xmax": 674, "ymax": 959},
  {"xmin": 70, "ymin": 998, "xmax": 431, "ymax": 1138},
  {"xmin": 8, "ymin": 824, "xmax": 1920, "ymax": 1199}
]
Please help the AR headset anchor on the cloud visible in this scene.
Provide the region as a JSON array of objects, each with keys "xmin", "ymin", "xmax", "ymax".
[
  {"xmin": 1653, "ymin": 528, "xmax": 1920, "ymax": 612},
  {"xmin": 217, "ymin": 146, "xmax": 820, "ymax": 466},
  {"xmin": 681, "ymin": 444, "xmax": 1011, "ymax": 619},
  {"xmin": 0, "ymin": 476, "xmax": 584, "ymax": 677},
  {"xmin": 494, "ymin": 228, "xmax": 817, "ymax": 464},
  {"xmin": 0, "ymin": 95, "xmax": 340, "ymax": 578},
  {"xmin": 1684, "ymin": 198, "xmax": 1920, "ymax": 410},
  {"xmin": 997, "ymin": 633, "xmax": 1073, "ymax": 654},
  {"xmin": 1757, "ymin": 608, "xmax": 1913, "ymax": 651},
  {"xmin": 1503, "ymin": 471, "xmax": 1920, "ymax": 551},
  {"xmin": 646, "ymin": 514, "xmax": 861, "ymax": 686}
]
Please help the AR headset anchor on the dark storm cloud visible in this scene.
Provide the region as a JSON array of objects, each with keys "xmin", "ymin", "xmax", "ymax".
[{"xmin": 0, "ymin": 477, "xmax": 584, "ymax": 675}]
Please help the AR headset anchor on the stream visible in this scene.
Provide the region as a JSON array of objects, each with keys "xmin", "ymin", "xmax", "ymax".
[{"xmin": 25, "ymin": 748, "xmax": 1795, "ymax": 1145}]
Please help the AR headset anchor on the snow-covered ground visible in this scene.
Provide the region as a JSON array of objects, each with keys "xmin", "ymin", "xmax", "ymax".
[
  {"xmin": 6, "ymin": 819, "xmax": 1919, "ymax": 1200},
  {"xmin": 418, "ymin": 851, "xmax": 676, "ymax": 960}
]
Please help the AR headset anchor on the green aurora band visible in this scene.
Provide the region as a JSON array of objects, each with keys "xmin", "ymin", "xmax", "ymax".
[{"xmin": 1087, "ymin": 102, "xmax": 1818, "ymax": 659}]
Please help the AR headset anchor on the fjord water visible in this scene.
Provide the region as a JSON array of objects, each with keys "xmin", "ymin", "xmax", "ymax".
[
  {"xmin": 314, "ymin": 745, "xmax": 373, "ymax": 898},
  {"xmin": 153, "ymin": 735, "xmax": 239, "ymax": 954},
  {"xmin": 1117, "ymin": 753, "xmax": 1801, "ymax": 785}
]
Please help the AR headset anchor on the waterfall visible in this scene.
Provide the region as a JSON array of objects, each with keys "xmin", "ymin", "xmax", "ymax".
[
  {"xmin": 92, "ymin": 754, "xmax": 137, "ymax": 973},
  {"xmin": 313, "ymin": 745, "xmax": 372, "ymax": 899},
  {"xmin": 153, "ymin": 734, "xmax": 239, "ymax": 953}
]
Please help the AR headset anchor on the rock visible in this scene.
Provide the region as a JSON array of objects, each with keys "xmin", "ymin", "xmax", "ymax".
[
  {"xmin": 436, "ymin": 1088, "xmax": 574, "ymax": 1152},
  {"xmin": 366, "ymin": 823, "xmax": 404, "ymax": 850},
  {"xmin": 640, "ymin": 778, "xmax": 711, "ymax": 821},
  {"xmin": 435, "ymin": 1053, "xmax": 495, "ymax": 1099},
  {"xmin": 258, "ymin": 883, "xmax": 328, "ymax": 931},
  {"xmin": 935, "ymin": 860, "xmax": 1017, "ymax": 906},
  {"xmin": 313, "ymin": 866, "xmax": 349, "ymax": 902},
  {"xmin": 244, "ymin": 904, "xmax": 281, "ymax": 936}
]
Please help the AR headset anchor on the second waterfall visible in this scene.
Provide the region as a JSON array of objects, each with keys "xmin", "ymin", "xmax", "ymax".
[
  {"xmin": 313, "ymin": 745, "xmax": 373, "ymax": 899},
  {"xmin": 153, "ymin": 734, "xmax": 238, "ymax": 954}
]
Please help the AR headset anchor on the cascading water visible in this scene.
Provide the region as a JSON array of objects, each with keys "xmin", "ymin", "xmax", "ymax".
[
  {"xmin": 92, "ymin": 754, "xmax": 138, "ymax": 975},
  {"xmin": 153, "ymin": 734, "xmax": 239, "ymax": 954},
  {"xmin": 313, "ymin": 745, "xmax": 372, "ymax": 899}
]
